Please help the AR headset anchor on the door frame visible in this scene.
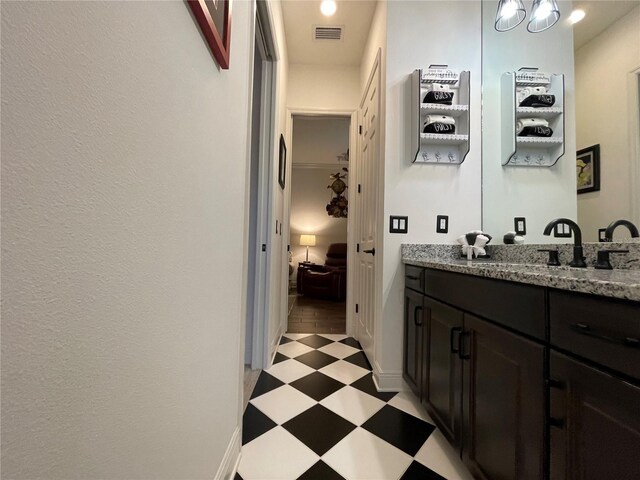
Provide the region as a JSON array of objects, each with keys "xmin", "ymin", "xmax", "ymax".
[
  {"xmin": 285, "ymin": 108, "xmax": 357, "ymax": 337},
  {"xmin": 242, "ymin": 0, "xmax": 278, "ymax": 372},
  {"xmin": 628, "ymin": 65, "xmax": 640, "ymax": 226}
]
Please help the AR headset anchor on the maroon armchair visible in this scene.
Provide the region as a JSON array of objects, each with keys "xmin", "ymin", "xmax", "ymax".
[{"xmin": 297, "ymin": 243, "xmax": 347, "ymax": 301}]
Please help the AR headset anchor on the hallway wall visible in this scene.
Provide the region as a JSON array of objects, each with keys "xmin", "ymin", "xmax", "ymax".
[
  {"xmin": 1, "ymin": 1, "xmax": 254, "ymax": 478},
  {"xmin": 287, "ymin": 64, "xmax": 360, "ymax": 111},
  {"xmin": 265, "ymin": 0, "xmax": 291, "ymax": 372}
]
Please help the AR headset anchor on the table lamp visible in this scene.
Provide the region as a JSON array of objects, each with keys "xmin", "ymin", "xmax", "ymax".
[{"xmin": 300, "ymin": 234, "xmax": 316, "ymax": 263}]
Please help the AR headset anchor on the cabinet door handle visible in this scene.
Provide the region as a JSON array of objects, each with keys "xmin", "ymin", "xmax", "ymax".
[
  {"xmin": 549, "ymin": 417, "xmax": 565, "ymax": 429},
  {"xmin": 406, "ymin": 275, "xmax": 420, "ymax": 280},
  {"xmin": 571, "ymin": 323, "xmax": 640, "ymax": 349},
  {"xmin": 459, "ymin": 330, "xmax": 471, "ymax": 360},
  {"xmin": 414, "ymin": 306, "xmax": 423, "ymax": 326},
  {"xmin": 363, "ymin": 248, "xmax": 376, "ymax": 256},
  {"xmin": 450, "ymin": 327, "xmax": 462, "ymax": 354},
  {"xmin": 547, "ymin": 378, "xmax": 565, "ymax": 389}
]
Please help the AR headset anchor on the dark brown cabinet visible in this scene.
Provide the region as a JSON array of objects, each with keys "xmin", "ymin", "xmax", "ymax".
[
  {"xmin": 550, "ymin": 351, "xmax": 640, "ymax": 480},
  {"xmin": 422, "ymin": 297, "xmax": 463, "ymax": 449},
  {"xmin": 403, "ymin": 287, "xmax": 424, "ymax": 398},
  {"xmin": 463, "ymin": 314, "xmax": 545, "ymax": 480},
  {"xmin": 404, "ymin": 265, "xmax": 640, "ymax": 480}
]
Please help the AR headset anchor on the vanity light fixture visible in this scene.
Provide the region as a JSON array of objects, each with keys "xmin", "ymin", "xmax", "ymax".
[
  {"xmin": 320, "ymin": 0, "xmax": 337, "ymax": 17},
  {"xmin": 568, "ymin": 9, "xmax": 586, "ymax": 24},
  {"xmin": 528, "ymin": 0, "xmax": 560, "ymax": 32},
  {"xmin": 495, "ymin": 0, "xmax": 526, "ymax": 31}
]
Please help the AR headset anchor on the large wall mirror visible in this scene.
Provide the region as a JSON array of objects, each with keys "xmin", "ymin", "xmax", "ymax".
[{"xmin": 481, "ymin": 0, "xmax": 640, "ymax": 243}]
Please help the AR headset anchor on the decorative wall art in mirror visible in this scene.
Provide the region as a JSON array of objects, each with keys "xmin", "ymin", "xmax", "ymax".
[
  {"xmin": 188, "ymin": 0, "xmax": 232, "ymax": 69},
  {"xmin": 482, "ymin": 0, "xmax": 640, "ymax": 243},
  {"xmin": 577, "ymin": 144, "xmax": 600, "ymax": 194}
]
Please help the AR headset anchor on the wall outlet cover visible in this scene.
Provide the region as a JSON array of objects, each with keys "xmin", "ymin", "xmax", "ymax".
[
  {"xmin": 436, "ymin": 215, "xmax": 449, "ymax": 234},
  {"xmin": 514, "ymin": 217, "xmax": 526, "ymax": 235},
  {"xmin": 390, "ymin": 215, "xmax": 408, "ymax": 234},
  {"xmin": 598, "ymin": 228, "xmax": 607, "ymax": 242},
  {"xmin": 554, "ymin": 223, "xmax": 572, "ymax": 238}
]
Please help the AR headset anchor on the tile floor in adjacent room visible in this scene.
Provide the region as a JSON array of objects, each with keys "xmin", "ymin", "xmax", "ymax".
[{"xmin": 237, "ymin": 333, "xmax": 474, "ymax": 480}]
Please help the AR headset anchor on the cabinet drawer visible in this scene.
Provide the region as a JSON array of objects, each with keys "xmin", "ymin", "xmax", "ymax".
[
  {"xmin": 549, "ymin": 290, "xmax": 640, "ymax": 379},
  {"xmin": 424, "ymin": 268, "xmax": 546, "ymax": 340},
  {"xmin": 405, "ymin": 265, "xmax": 424, "ymax": 293}
]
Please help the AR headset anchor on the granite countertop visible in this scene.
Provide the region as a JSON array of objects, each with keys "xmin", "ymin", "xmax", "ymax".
[{"xmin": 402, "ymin": 255, "xmax": 640, "ymax": 302}]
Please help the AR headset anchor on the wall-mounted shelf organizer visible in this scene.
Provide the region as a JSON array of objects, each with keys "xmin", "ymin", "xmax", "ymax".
[
  {"xmin": 501, "ymin": 68, "xmax": 565, "ymax": 167},
  {"xmin": 411, "ymin": 66, "xmax": 471, "ymax": 164}
]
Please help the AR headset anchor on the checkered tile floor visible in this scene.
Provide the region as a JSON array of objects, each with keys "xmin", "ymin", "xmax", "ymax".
[{"xmin": 237, "ymin": 333, "xmax": 474, "ymax": 480}]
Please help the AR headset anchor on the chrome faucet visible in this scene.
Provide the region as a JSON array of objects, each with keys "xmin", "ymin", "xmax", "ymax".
[
  {"xmin": 604, "ymin": 219, "xmax": 640, "ymax": 242},
  {"xmin": 543, "ymin": 218, "xmax": 586, "ymax": 268}
]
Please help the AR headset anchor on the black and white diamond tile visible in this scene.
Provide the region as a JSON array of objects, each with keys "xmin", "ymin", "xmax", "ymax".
[{"xmin": 238, "ymin": 334, "xmax": 474, "ymax": 480}]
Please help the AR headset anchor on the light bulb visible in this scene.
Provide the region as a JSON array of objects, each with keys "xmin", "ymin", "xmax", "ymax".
[
  {"xmin": 501, "ymin": 1, "xmax": 518, "ymax": 20},
  {"xmin": 320, "ymin": 0, "xmax": 337, "ymax": 16},
  {"xmin": 534, "ymin": 1, "xmax": 553, "ymax": 21},
  {"xmin": 569, "ymin": 9, "xmax": 586, "ymax": 24}
]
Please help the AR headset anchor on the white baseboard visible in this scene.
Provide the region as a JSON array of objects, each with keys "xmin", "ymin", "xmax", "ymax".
[
  {"xmin": 215, "ymin": 426, "xmax": 241, "ymax": 480},
  {"xmin": 372, "ymin": 361, "xmax": 406, "ymax": 392}
]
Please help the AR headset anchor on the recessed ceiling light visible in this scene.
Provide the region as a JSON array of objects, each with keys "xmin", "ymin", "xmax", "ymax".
[
  {"xmin": 569, "ymin": 9, "xmax": 586, "ymax": 24},
  {"xmin": 320, "ymin": 0, "xmax": 337, "ymax": 17}
]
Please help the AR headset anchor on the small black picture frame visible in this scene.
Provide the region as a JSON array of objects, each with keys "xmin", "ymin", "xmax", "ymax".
[
  {"xmin": 577, "ymin": 144, "xmax": 600, "ymax": 194},
  {"xmin": 278, "ymin": 134, "xmax": 286, "ymax": 190}
]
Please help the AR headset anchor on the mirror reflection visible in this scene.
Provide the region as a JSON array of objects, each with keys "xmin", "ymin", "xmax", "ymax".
[{"xmin": 482, "ymin": 0, "xmax": 640, "ymax": 243}]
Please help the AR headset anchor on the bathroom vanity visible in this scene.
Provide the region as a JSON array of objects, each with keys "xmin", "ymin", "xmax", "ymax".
[{"xmin": 402, "ymin": 247, "xmax": 640, "ymax": 480}]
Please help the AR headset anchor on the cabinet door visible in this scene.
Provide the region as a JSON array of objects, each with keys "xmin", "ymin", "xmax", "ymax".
[
  {"xmin": 462, "ymin": 314, "xmax": 545, "ymax": 480},
  {"xmin": 550, "ymin": 351, "xmax": 640, "ymax": 480},
  {"xmin": 403, "ymin": 288, "xmax": 424, "ymax": 398},
  {"xmin": 422, "ymin": 297, "xmax": 463, "ymax": 450}
]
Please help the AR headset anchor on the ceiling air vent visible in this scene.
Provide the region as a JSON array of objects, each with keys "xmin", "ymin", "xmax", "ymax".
[{"xmin": 314, "ymin": 26, "xmax": 343, "ymax": 41}]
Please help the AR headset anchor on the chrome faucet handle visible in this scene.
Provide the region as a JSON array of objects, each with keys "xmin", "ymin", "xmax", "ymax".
[
  {"xmin": 595, "ymin": 249, "xmax": 629, "ymax": 270},
  {"xmin": 537, "ymin": 248, "xmax": 561, "ymax": 266}
]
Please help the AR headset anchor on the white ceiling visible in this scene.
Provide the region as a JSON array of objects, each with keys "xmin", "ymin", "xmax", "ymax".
[
  {"xmin": 281, "ymin": 0, "xmax": 378, "ymax": 66},
  {"xmin": 572, "ymin": 0, "xmax": 639, "ymax": 50}
]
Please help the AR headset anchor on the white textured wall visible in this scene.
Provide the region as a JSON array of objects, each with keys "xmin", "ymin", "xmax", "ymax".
[
  {"xmin": 287, "ymin": 63, "xmax": 360, "ymax": 111},
  {"xmin": 378, "ymin": 1, "xmax": 483, "ymax": 379},
  {"xmin": 292, "ymin": 117, "xmax": 350, "ymax": 165},
  {"xmin": 1, "ymin": 1, "xmax": 253, "ymax": 478},
  {"xmin": 482, "ymin": 0, "xmax": 577, "ymax": 243},
  {"xmin": 576, "ymin": 6, "xmax": 640, "ymax": 241}
]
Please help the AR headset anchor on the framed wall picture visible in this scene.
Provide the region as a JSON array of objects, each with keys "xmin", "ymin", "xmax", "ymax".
[
  {"xmin": 577, "ymin": 144, "xmax": 600, "ymax": 194},
  {"xmin": 278, "ymin": 135, "xmax": 286, "ymax": 190},
  {"xmin": 188, "ymin": 0, "xmax": 232, "ymax": 69}
]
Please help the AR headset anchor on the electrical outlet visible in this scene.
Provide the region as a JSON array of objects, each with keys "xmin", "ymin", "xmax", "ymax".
[
  {"xmin": 389, "ymin": 216, "xmax": 408, "ymax": 234},
  {"xmin": 514, "ymin": 217, "xmax": 526, "ymax": 235},
  {"xmin": 436, "ymin": 215, "xmax": 449, "ymax": 234},
  {"xmin": 554, "ymin": 223, "xmax": 572, "ymax": 238},
  {"xmin": 598, "ymin": 228, "xmax": 607, "ymax": 242}
]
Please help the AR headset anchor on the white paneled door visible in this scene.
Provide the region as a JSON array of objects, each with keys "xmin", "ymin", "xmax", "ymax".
[{"xmin": 355, "ymin": 52, "xmax": 381, "ymax": 364}]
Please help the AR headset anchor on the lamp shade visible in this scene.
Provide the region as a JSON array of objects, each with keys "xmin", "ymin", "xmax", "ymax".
[
  {"xmin": 495, "ymin": 0, "xmax": 526, "ymax": 32},
  {"xmin": 300, "ymin": 234, "xmax": 316, "ymax": 247},
  {"xmin": 528, "ymin": 0, "xmax": 560, "ymax": 33}
]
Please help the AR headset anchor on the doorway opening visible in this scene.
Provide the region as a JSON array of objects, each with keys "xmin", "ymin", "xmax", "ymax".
[{"xmin": 288, "ymin": 115, "xmax": 351, "ymax": 335}]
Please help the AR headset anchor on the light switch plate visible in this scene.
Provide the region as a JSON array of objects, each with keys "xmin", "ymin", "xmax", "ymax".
[
  {"xmin": 598, "ymin": 228, "xmax": 607, "ymax": 242},
  {"xmin": 436, "ymin": 215, "xmax": 449, "ymax": 234},
  {"xmin": 514, "ymin": 217, "xmax": 526, "ymax": 235},
  {"xmin": 389, "ymin": 215, "xmax": 408, "ymax": 234},
  {"xmin": 554, "ymin": 223, "xmax": 572, "ymax": 238}
]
